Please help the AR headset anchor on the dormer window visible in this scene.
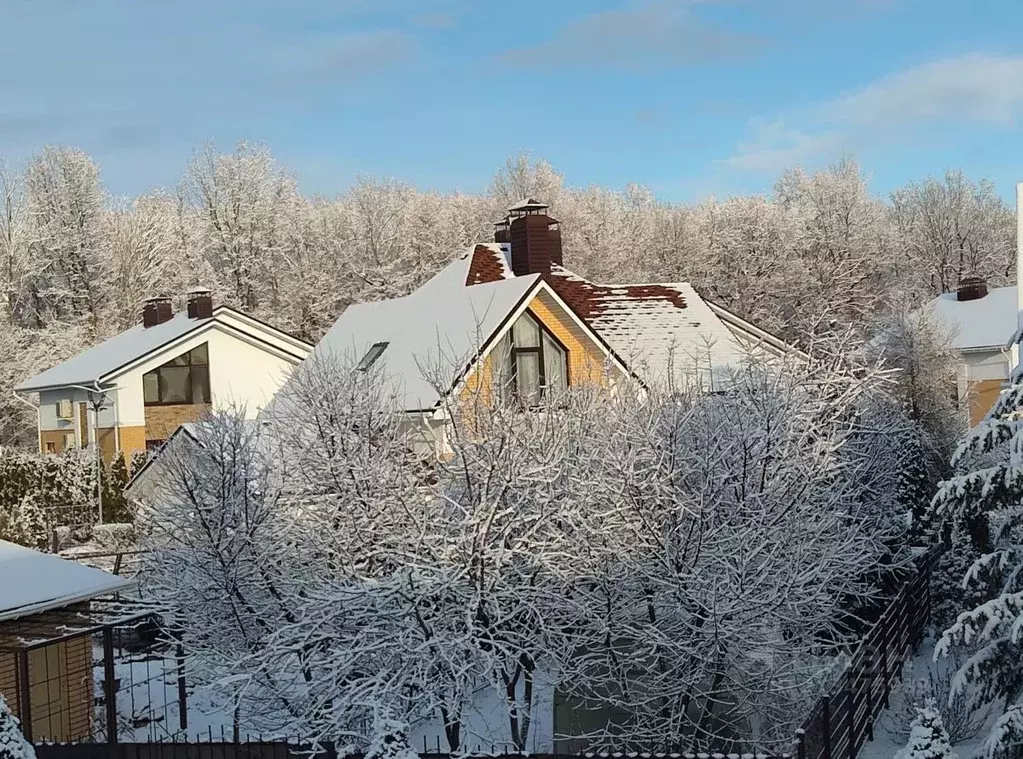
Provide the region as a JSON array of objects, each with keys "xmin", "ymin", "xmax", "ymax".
[{"xmin": 495, "ymin": 311, "xmax": 568, "ymax": 404}]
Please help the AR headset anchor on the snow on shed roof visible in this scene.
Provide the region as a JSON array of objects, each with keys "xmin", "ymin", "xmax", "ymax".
[
  {"xmin": 0, "ymin": 540, "xmax": 134, "ymax": 621},
  {"xmin": 921, "ymin": 285, "xmax": 1018, "ymax": 351},
  {"xmin": 302, "ymin": 250, "xmax": 541, "ymax": 412}
]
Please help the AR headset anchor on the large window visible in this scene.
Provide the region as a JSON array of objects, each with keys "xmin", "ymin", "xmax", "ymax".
[
  {"xmin": 495, "ymin": 311, "xmax": 568, "ymax": 404},
  {"xmin": 143, "ymin": 343, "xmax": 210, "ymax": 406}
]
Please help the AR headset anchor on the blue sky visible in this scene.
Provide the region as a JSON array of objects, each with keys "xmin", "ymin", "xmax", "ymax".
[{"xmin": 3, "ymin": 0, "xmax": 1023, "ymax": 204}]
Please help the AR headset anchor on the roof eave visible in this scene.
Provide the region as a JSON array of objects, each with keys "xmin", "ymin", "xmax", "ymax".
[{"xmin": 0, "ymin": 579, "xmax": 137, "ymax": 623}]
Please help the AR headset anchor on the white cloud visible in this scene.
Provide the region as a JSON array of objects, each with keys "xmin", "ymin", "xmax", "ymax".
[
  {"xmin": 500, "ymin": 0, "xmax": 764, "ymax": 69},
  {"xmin": 726, "ymin": 54, "xmax": 1023, "ymax": 172}
]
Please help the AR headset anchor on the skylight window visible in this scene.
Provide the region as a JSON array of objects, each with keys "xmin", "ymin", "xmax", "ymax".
[{"xmin": 356, "ymin": 342, "xmax": 389, "ymax": 372}]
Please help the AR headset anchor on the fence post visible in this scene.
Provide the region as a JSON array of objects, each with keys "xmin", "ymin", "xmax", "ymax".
[
  {"xmin": 881, "ymin": 634, "xmax": 890, "ymax": 710},
  {"xmin": 846, "ymin": 688, "xmax": 856, "ymax": 759},
  {"xmin": 796, "ymin": 728, "xmax": 806, "ymax": 759},
  {"xmin": 103, "ymin": 627, "xmax": 118, "ymax": 743},
  {"xmin": 176, "ymin": 642, "xmax": 188, "ymax": 731},
  {"xmin": 822, "ymin": 695, "xmax": 832, "ymax": 759},
  {"xmin": 16, "ymin": 650, "xmax": 32, "ymax": 743},
  {"xmin": 865, "ymin": 650, "xmax": 874, "ymax": 741}
]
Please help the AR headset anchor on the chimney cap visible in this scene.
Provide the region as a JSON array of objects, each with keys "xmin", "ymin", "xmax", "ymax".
[
  {"xmin": 143, "ymin": 295, "xmax": 171, "ymax": 304},
  {"xmin": 187, "ymin": 287, "xmax": 212, "ymax": 296},
  {"xmin": 508, "ymin": 198, "xmax": 549, "ymax": 214}
]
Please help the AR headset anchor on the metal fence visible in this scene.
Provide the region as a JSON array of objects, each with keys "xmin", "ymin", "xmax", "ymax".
[
  {"xmin": 34, "ymin": 547, "xmax": 940, "ymax": 759},
  {"xmin": 795, "ymin": 546, "xmax": 939, "ymax": 759}
]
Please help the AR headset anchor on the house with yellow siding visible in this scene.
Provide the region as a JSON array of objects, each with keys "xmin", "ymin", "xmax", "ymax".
[
  {"xmin": 917, "ymin": 278, "xmax": 1020, "ymax": 427},
  {"xmin": 14, "ymin": 290, "xmax": 313, "ymax": 465},
  {"xmin": 259, "ymin": 199, "xmax": 791, "ymax": 458}
]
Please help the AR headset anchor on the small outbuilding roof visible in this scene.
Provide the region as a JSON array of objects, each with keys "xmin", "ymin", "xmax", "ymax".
[
  {"xmin": 0, "ymin": 540, "xmax": 135, "ymax": 621},
  {"xmin": 921, "ymin": 285, "xmax": 1018, "ymax": 352}
]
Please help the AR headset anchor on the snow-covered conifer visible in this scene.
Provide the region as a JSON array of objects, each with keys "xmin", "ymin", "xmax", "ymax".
[
  {"xmin": 895, "ymin": 700, "xmax": 957, "ymax": 759},
  {"xmin": 932, "ymin": 367, "xmax": 1023, "ymax": 756},
  {"xmin": 0, "ymin": 694, "xmax": 35, "ymax": 759},
  {"xmin": 365, "ymin": 713, "xmax": 418, "ymax": 759}
]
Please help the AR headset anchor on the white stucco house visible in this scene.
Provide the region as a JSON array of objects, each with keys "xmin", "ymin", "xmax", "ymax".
[{"xmin": 14, "ymin": 290, "xmax": 312, "ymax": 464}]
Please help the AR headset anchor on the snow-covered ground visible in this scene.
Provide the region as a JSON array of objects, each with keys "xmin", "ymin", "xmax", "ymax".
[
  {"xmin": 858, "ymin": 636, "xmax": 995, "ymax": 759},
  {"xmin": 96, "ymin": 646, "xmax": 558, "ymax": 750}
]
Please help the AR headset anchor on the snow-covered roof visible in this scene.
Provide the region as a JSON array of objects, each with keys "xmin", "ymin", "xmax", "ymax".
[
  {"xmin": 921, "ymin": 285, "xmax": 1018, "ymax": 352},
  {"xmin": 15, "ymin": 306, "xmax": 312, "ymax": 393},
  {"xmin": 0, "ymin": 540, "xmax": 134, "ymax": 621},
  {"xmin": 304, "ymin": 250, "xmax": 542, "ymax": 412},
  {"xmin": 467, "ymin": 245, "xmax": 792, "ymax": 388}
]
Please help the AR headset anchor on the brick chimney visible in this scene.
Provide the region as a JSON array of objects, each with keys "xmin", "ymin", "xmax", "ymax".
[
  {"xmin": 141, "ymin": 296, "xmax": 173, "ymax": 328},
  {"xmin": 497, "ymin": 199, "xmax": 563, "ymax": 277},
  {"xmin": 187, "ymin": 289, "xmax": 214, "ymax": 319},
  {"xmin": 957, "ymin": 276, "xmax": 988, "ymax": 302}
]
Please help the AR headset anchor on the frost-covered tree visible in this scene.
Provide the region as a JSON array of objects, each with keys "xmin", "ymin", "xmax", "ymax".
[
  {"xmin": 23, "ymin": 146, "xmax": 106, "ymax": 330},
  {"xmin": 896, "ymin": 700, "xmax": 957, "ymax": 759},
  {"xmin": 0, "ymin": 693, "xmax": 34, "ymax": 759},
  {"xmin": 139, "ymin": 342, "xmax": 915, "ymax": 753},
  {"xmin": 891, "ymin": 170, "xmax": 1015, "ymax": 297}
]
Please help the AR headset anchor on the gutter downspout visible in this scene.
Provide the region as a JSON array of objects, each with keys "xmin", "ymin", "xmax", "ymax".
[{"xmin": 1015, "ymin": 183, "xmax": 1023, "ymax": 373}]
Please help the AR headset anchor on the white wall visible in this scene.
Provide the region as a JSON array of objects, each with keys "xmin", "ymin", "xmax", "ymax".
[
  {"xmin": 107, "ymin": 323, "xmax": 305, "ymax": 426},
  {"xmin": 961, "ymin": 349, "xmax": 1010, "ymax": 381}
]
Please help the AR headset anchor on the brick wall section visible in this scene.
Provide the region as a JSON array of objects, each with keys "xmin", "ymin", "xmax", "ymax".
[
  {"xmin": 39, "ymin": 429, "xmax": 71, "ymax": 454},
  {"xmin": 94, "ymin": 426, "xmax": 146, "ymax": 465},
  {"xmin": 115, "ymin": 426, "xmax": 147, "ymax": 462},
  {"xmin": 145, "ymin": 404, "xmax": 211, "ymax": 442},
  {"xmin": 459, "ymin": 291, "xmax": 616, "ymax": 408}
]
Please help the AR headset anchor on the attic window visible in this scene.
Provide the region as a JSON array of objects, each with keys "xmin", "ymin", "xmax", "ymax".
[{"xmin": 356, "ymin": 342, "xmax": 389, "ymax": 372}]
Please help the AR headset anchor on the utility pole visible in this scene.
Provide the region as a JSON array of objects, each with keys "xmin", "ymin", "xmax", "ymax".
[{"xmin": 88, "ymin": 391, "xmax": 105, "ymax": 524}]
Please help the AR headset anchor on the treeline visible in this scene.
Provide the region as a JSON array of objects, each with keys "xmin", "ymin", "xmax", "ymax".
[{"xmin": 0, "ymin": 145, "xmax": 1015, "ymax": 445}]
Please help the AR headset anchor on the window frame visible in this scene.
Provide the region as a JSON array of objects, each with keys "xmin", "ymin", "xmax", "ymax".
[
  {"xmin": 143, "ymin": 343, "xmax": 211, "ymax": 407},
  {"xmin": 356, "ymin": 342, "xmax": 390, "ymax": 372},
  {"xmin": 503, "ymin": 311, "xmax": 570, "ymax": 405},
  {"xmin": 56, "ymin": 398, "xmax": 74, "ymax": 420}
]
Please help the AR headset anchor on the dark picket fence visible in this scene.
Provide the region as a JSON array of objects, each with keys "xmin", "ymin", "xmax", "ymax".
[
  {"xmin": 35, "ymin": 749, "xmax": 791, "ymax": 759},
  {"xmin": 794, "ymin": 546, "xmax": 939, "ymax": 759}
]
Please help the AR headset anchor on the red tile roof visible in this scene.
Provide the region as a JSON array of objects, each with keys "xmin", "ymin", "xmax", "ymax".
[{"xmin": 464, "ymin": 244, "xmax": 688, "ymax": 320}]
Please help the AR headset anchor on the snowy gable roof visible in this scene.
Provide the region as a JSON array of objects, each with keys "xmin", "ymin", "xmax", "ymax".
[
  {"xmin": 308, "ymin": 251, "xmax": 541, "ymax": 412},
  {"xmin": 15, "ymin": 306, "xmax": 311, "ymax": 393},
  {"xmin": 15, "ymin": 310, "xmax": 214, "ymax": 392},
  {"xmin": 921, "ymin": 285, "xmax": 1018, "ymax": 352},
  {"xmin": 466, "ymin": 245, "xmax": 775, "ymax": 388},
  {"xmin": 0, "ymin": 540, "xmax": 134, "ymax": 621}
]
